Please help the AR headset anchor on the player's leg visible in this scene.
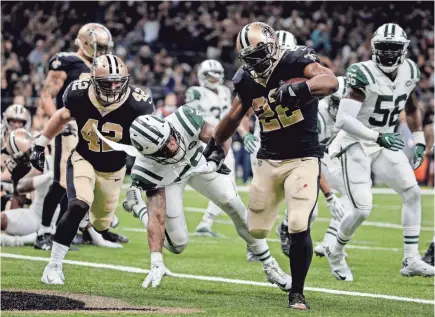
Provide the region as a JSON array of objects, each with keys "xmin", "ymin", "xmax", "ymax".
[
  {"xmin": 283, "ymin": 157, "xmax": 319, "ymax": 308},
  {"xmin": 195, "ymin": 149, "xmax": 236, "ymax": 237},
  {"xmin": 0, "ymin": 208, "xmax": 40, "ymax": 247},
  {"xmin": 42, "ymin": 151, "xmax": 95, "ymax": 285},
  {"xmin": 373, "ymin": 149, "xmax": 434, "ymax": 276},
  {"xmin": 35, "ymin": 133, "xmax": 77, "ymax": 250},
  {"xmin": 189, "ymin": 171, "xmax": 292, "ymax": 291},
  {"xmin": 325, "ymin": 145, "xmax": 372, "ymax": 281},
  {"xmin": 422, "ymin": 236, "xmax": 435, "ymax": 266}
]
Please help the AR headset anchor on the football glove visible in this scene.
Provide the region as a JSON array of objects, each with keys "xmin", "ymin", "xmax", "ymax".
[
  {"xmin": 30, "ymin": 144, "xmax": 46, "ymax": 172},
  {"xmin": 376, "ymin": 132, "xmax": 405, "ymax": 151},
  {"xmin": 243, "ymin": 133, "xmax": 260, "ymax": 154},
  {"xmin": 325, "ymin": 193, "xmax": 345, "ymax": 221},
  {"xmin": 271, "ymin": 80, "xmax": 311, "ymax": 107},
  {"xmin": 142, "ymin": 261, "xmax": 172, "ymax": 288},
  {"xmin": 413, "ymin": 144, "xmax": 425, "ymax": 170}
]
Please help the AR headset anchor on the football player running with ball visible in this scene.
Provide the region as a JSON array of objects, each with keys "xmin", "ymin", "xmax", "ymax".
[
  {"xmin": 325, "ymin": 23, "xmax": 434, "ymax": 280},
  {"xmin": 202, "ymin": 22, "xmax": 339, "ymax": 310},
  {"xmin": 30, "ymin": 55, "xmax": 155, "ymax": 285},
  {"xmin": 116, "ymin": 107, "xmax": 292, "ymax": 291}
]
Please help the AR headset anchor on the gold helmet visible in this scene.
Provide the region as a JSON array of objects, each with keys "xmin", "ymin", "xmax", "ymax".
[
  {"xmin": 6, "ymin": 128, "xmax": 33, "ymax": 166},
  {"xmin": 91, "ymin": 54, "xmax": 130, "ymax": 105},
  {"xmin": 75, "ymin": 23, "xmax": 113, "ymax": 59},
  {"xmin": 236, "ymin": 22, "xmax": 279, "ymax": 79},
  {"xmin": 3, "ymin": 104, "xmax": 31, "ymax": 133}
]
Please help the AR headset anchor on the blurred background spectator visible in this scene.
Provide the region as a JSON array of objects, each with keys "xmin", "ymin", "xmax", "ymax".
[{"xmin": 1, "ymin": 1, "xmax": 433, "ymax": 184}]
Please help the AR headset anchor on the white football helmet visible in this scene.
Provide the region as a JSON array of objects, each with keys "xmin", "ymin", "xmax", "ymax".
[
  {"xmin": 325, "ymin": 76, "xmax": 347, "ymax": 121},
  {"xmin": 371, "ymin": 23, "xmax": 410, "ymax": 73},
  {"xmin": 130, "ymin": 115, "xmax": 186, "ymax": 164},
  {"xmin": 198, "ymin": 60, "xmax": 224, "ymax": 90},
  {"xmin": 276, "ymin": 30, "xmax": 297, "ymax": 50},
  {"xmin": 3, "ymin": 104, "xmax": 31, "ymax": 133}
]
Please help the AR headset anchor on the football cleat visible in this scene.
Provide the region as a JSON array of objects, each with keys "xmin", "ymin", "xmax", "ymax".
[
  {"xmin": 246, "ymin": 245, "xmax": 260, "ymax": 262},
  {"xmin": 400, "ymin": 256, "xmax": 435, "ymax": 277},
  {"xmin": 324, "ymin": 246, "xmax": 353, "ymax": 281},
  {"xmin": 314, "ymin": 243, "xmax": 348, "ymax": 258},
  {"xmin": 41, "ymin": 263, "xmax": 65, "ymax": 285},
  {"xmin": 422, "ymin": 242, "xmax": 434, "ymax": 266},
  {"xmin": 34, "ymin": 233, "xmax": 53, "ymax": 251},
  {"xmin": 276, "ymin": 221, "xmax": 290, "ymax": 257},
  {"xmin": 262, "ymin": 258, "xmax": 292, "ymax": 291},
  {"xmin": 288, "ymin": 292, "xmax": 310, "ymax": 310},
  {"xmin": 101, "ymin": 230, "xmax": 129, "ymax": 243},
  {"xmin": 194, "ymin": 222, "xmax": 224, "ymax": 238}
]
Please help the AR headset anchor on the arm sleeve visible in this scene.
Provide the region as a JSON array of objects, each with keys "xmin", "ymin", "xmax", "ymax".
[{"xmin": 335, "ymin": 98, "xmax": 379, "ymax": 141}]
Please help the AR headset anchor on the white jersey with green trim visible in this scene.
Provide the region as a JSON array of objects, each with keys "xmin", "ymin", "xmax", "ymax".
[
  {"xmin": 331, "ymin": 59, "xmax": 420, "ymax": 156},
  {"xmin": 185, "ymin": 85, "xmax": 232, "ymax": 126},
  {"xmin": 131, "ymin": 105, "xmax": 208, "ymax": 190},
  {"xmin": 317, "ymin": 98, "xmax": 337, "ymax": 144}
]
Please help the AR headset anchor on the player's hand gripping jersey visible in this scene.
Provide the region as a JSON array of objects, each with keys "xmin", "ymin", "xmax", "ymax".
[{"xmin": 233, "ymin": 46, "xmax": 324, "ymax": 160}]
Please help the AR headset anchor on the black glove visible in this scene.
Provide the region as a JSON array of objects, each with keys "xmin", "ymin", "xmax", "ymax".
[
  {"xmin": 30, "ymin": 145, "xmax": 46, "ymax": 172},
  {"xmin": 272, "ymin": 80, "xmax": 312, "ymax": 106},
  {"xmin": 216, "ymin": 163, "xmax": 231, "ymax": 175},
  {"xmin": 62, "ymin": 123, "xmax": 77, "ymax": 137},
  {"xmin": 203, "ymin": 137, "xmax": 220, "ymax": 159}
]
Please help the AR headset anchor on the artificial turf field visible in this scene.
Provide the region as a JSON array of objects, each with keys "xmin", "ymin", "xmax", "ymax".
[{"xmin": 1, "ymin": 185, "xmax": 434, "ymax": 316}]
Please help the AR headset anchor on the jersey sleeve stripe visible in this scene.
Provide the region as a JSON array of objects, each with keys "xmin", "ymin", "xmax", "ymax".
[
  {"xmin": 133, "ymin": 165, "xmax": 163, "ymax": 181},
  {"xmin": 131, "ymin": 171, "xmax": 157, "ymax": 188},
  {"xmin": 175, "ymin": 110, "xmax": 194, "ymax": 136},
  {"xmin": 180, "ymin": 106, "xmax": 202, "ymax": 130},
  {"xmin": 405, "ymin": 60, "xmax": 415, "ymax": 79},
  {"xmin": 360, "ymin": 64, "xmax": 375, "ymax": 84}
]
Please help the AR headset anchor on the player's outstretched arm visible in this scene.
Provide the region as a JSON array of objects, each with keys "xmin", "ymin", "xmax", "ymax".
[
  {"xmin": 16, "ymin": 172, "xmax": 52, "ymax": 195},
  {"xmin": 405, "ymin": 91, "xmax": 426, "ymax": 169},
  {"xmin": 303, "ymin": 63, "xmax": 339, "ymax": 97},
  {"xmin": 38, "ymin": 70, "xmax": 67, "ymax": 117}
]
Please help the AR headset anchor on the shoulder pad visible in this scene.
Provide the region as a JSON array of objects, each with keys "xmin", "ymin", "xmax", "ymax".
[
  {"xmin": 405, "ymin": 59, "xmax": 421, "ymax": 81},
  {"xmin": 175, "ymin": 105, "xmax": 205, "ymax": 137},
  {"xmin": 346, "ymin": 63, "xmax": 374, "ymax": 90},
  {"xmin": 232, "ymin": 67, "xmax": 247, "ymax": 86},
  {"xmin": 185, "ymin": 86, "xmax": 202, "ymax": 102},
  {"xmin": 48, "ymin": 52, "xmax": 78, "ymax": 71}
]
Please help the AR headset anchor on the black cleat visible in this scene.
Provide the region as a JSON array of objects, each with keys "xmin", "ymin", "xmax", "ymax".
[
  {"xmin": 422, "ymin": 242, "xmax": 434, "ymax": 266},
  {"xmin": 34, "ymin": 233, "xmax": 52, "ymax": 251},
  {"xmin": 102, "ymin": 230, "xmax": 129, "ymax": 243},
  {"xmin": 276, "ymin": 221, "xmax": 290, "ymax": 258},
  {"xmin": 288, "ymin": 292, "xmax": 310, "ymax": 310}
]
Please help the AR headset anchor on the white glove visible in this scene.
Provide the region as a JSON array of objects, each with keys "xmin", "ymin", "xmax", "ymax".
[
  {"xmin": 325, "ymin": 193, "xmax": 345, "ymax": 221},
  {"xmin": 123, "ymin": 186, "xmax": 145, "ymax": 215},
  {"xmin": 87, "ymin": 227, "xmax": 123, "ymax": 248},
  {"xmin": 142, "ymin": 253, "xmax": 172, "ymax": 288},
  {"xmin": 190, "ymin": 161, "xmax": 218, "ymax": 176}
]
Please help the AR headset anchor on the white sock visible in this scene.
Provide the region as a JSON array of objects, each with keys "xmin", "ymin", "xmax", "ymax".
[
  {"xmin": 199, "ymin": 201, "xmax": 222, "ymax": 228},
  {"xmin": 323, "ymin": 219, "xmax": 339, "ymax": 246},
  {"xmin": 37, "ymin": 225, "xmax": 52, "ymax": 235},
  {"xmin": 49, "ymin": 242, "xmax": 69, "ymax": 266},
  {"xmin": 132, "ymin": 204, "xmax": 148, "ymax": 227},
  {"xmin": 403, "ymin": 227, "xmax": 420, "ymax": 258},
  {"xmin": 401, "ymin": 185, "xmax": 422, "ymax": 259},
  {"xmin": 333, "ymin": 231, "xmax": 351, "ymax": 254},
  {"xmin": 282, "ymin": 209, "xmax": 288, "ymax": 226}
]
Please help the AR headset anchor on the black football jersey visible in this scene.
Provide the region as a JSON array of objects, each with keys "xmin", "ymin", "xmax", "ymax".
[
  {"xmin": 233, "ymin": 47, "xmax": 324, "ymax": 160},
  {"xmin": 48, "ymin": 52, "xmax": 91, "ymax": 109},
  {"xmin": 63, "ymin": 80, "xmax": 155, "ymax": 172}
]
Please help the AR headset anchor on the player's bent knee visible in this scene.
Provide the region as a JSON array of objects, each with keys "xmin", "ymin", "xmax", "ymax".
[
  {"xmin": 401, "ymin": 184, "xmax": 421, "ymax": 202},
  {"xmin": 249, "ymin": 229, "xmax": 269, "ymax": 239},
  {"xmin": 288, "ymin": 218, "xmax": 309, "ymax": 234},
  {"xmin": 218, "ymin": 196, "xmax": 246, "ymax": 217},
  {"xmin": 1, "ymin": 213, "xmax": 8, "ymax": 231},
  {"xmin": 164, "ymin": 241, "xmax": 187, "ymax": 254}
]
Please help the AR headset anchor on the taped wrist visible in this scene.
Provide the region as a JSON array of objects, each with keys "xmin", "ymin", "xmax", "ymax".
[
  {"xmin": 289, "ymin": 82, "xmax": 311, "ymax": 100},
  {"xmin": 413, "ymin": 131, "xmax": 425, "ymax": 147}
]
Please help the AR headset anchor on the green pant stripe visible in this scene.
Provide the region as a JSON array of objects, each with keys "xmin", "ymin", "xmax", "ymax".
[
  {"xmin": 341, "ymin": 152, "xmax": 357, "ymax": 209},
  {"xmin": 131, "ymin": 173, "xmax": 157, "ymax": 189},
  {"xmin": 361, "ymin": 64, "xmax": 375, "ymax": 84},
  {"xmin": 175, "ymin": 111, "xmax": 194, "ymax": 136}
]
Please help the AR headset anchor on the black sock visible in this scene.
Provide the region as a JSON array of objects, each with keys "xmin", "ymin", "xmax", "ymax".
[
  {"xmin": 55, "ymin": 194, "xmax": 68, "ymax": 226},
  {"xmin": 54, "ymin": 200, "xmax": 89, "ymax": 247},
  {"xmin": 41, "ymin": 182, "xmax": 66, "ymax": 227},
  {"xmin": 289, "ymin": 230, "xmax": 313, "ymax": 294}
]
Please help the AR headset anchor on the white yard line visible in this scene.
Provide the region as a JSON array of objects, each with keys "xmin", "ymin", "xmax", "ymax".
[
  {"xmin": 119, "ymin": 228, "xmax": 425, "ymax": 253},
  {"xmin": 183, "ymin": 207, "xmax": 434, "ymax": 232},
  {"xmin": 121, "ymin": 183, "xmax": 434, "ymax": 195},
  {"xmin": 1, "ymin": 253, "xmax": 433, "ymax": 305}
]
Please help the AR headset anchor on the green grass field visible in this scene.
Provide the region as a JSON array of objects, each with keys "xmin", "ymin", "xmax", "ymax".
[{"xmin": 1, "ymin": 186, "xmax": 434, "ymax": 317}]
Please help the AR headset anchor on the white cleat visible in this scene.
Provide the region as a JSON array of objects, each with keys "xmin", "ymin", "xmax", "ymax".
[
  {"xmin": 263, "ymin": 258, "xmax": 292, "ymax": 291},
  {"xmin": 400, "ymin": 257, "xmax": 435, "ymax": 277},
  {"xmin": 315, "ymin": 243, "xmax": 348, "ymax": 258},
  {"xmin": 41, "ymin": 263, "xmax": 65, "ymax": 285},
  {"xmin": 324, "ymin": 246, "xmax": 353, "ymax": 281},
  {"xmin": 193, "ymin": 222, "xmax": 224, "ymax": 238}
]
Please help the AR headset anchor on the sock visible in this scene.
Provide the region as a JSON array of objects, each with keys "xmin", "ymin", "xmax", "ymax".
[
  {"xmin": 403, "ymin": 228, "xmax": 420, "ymax": 258},
  {"xmin": 132, "ymin": 203, "xmax": 148, "ymax": 227},
  {"xmin": 282, "ymin": 209, "xmax": 288, "ymax": 226},
  {"xmin": 323, "ymin": 219, "xmax": 340, "ymax": 246},
  {"xmin": 41, "ymin": 182, "xmax": 66, "ymax": 227},
  {"xmin": 249, "ymin": 240, "xmax": 272, "ymax": 264},
  {"xmin": 333, "ymin": 231, "xmax": 351, "ymax": 254},
  {"xmin": 37, "ymin": 225, "xmax": 52, "ymax": 235},
  {"xmin": 289, "ymin": 230, "xmax": 313, "ymax": 294},
  {"xmin": 49, "ymin": 241, "xmax": 69, "ymax": 266},
  {"xmin": 20, "ymin": 232, "xmax": 37, "ymax": 245},
  {"xmin": 401, "ymin": 185, "xmax": 422, "ymax": 259},
  {"xmin": 199, "ymin": 201, "xmax": 222, "ymax": 228}
]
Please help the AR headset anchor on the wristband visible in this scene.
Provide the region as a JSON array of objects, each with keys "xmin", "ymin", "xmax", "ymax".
[
  {"xmin": 151, "ymin": 252, "xmax": 163, "ymax": 263},
  {"xmin": 413, "ymin": 131, "xmax": 425, "ymax": 146},
  {"xmin": 35, "ymin": 135, "xmax": 50, "ymax": 147}
]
